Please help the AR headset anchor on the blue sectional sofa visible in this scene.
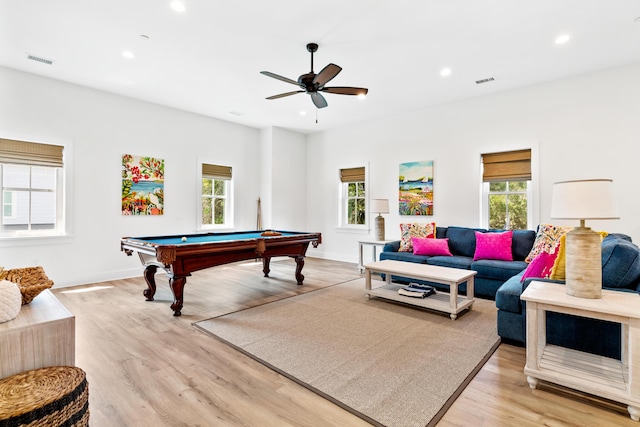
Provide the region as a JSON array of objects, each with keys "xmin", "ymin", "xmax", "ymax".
[
  {"xmin": 380, "ymin": 226, "xmax": 536, "ymax": 299},
  {"xmin": 380, "ymin": 225, "xmax": 640, "ymax": 359}
]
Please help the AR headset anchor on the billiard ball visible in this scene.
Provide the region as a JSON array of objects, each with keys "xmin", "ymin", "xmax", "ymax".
[{"xmin": 181, "ymin": 237, "xmax": 187, "ymax": 242}]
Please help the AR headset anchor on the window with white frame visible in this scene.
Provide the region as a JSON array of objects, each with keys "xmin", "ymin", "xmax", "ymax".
[
  {"xmin": 201, "ymin": 163, "xmax": 232, "ymax": 227},
  {"xmin": 0, "ymin": 139, "xmax": 64, "ymax": 235},
  {"xmin": 481, "ymin": 149, "xmax": 532, "ymax": 230},
  {"xmin": 339, "ymin": 166, "xmax": 367, "ymax": 227}
]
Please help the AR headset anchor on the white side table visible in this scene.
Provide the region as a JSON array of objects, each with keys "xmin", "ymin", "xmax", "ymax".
[
  {"xmin": 521, "ymin": 281, "xmax": 640, "ymax": 421},
  {"xmin": 358, "ymin": 240, "xmax": 393, "ymax": 272}
]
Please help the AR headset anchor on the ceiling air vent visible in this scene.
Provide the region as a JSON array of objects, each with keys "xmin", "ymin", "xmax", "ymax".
[
  {"xmin": 27, "ymin": 55, "xmax": 53, "ymax": 65},
  {"xmin": 475, "ymin": 77, "xmax": 495, "ymax": 85}
]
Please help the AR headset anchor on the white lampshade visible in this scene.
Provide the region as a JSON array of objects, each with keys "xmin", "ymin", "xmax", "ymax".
[
  {"xmin": 550, "ymin": 179, "xmax": 619, "ymax": 220},
  {"xmin": 370, "ymin": 199, "xmax": 389, "ymax": 214}
]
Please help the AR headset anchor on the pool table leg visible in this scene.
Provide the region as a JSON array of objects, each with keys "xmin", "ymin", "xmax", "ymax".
[
  {"xmin": 262, "ymin": 257, "xmax": 271, "ymax": 277},
  {"xmin": 169, "ymin": 275, "xmax": 186, "ymax": 317},
  {"xmin": 294, "ymin": 256, "xmax": 304, "ymax": 285},
  {"xmin": 142, "ymin": 265, "xmax": 158, "ymax": 301}
]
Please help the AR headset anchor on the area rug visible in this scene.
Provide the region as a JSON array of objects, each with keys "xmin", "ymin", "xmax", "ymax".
[{"xmin": 194, "ymin": 278, "xmax": 500, "ymax": 427}]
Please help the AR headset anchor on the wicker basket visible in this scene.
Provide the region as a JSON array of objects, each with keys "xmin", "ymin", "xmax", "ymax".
[
  {"xmin": 0, "ymin": 366, "xmax": 89, "ymax": 427},
  {"xmin": 1, "ymin": 267, "xmax": 54, "ymax": 305}
]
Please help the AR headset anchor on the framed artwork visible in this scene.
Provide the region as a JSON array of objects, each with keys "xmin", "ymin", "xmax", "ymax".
[
  {"xmin": 399, "ymin": 160, "xmax": 433, "ymax": 215},
  {"xmin": 122, "ymin": 154, "xmax": 165, "ymax": 215}
]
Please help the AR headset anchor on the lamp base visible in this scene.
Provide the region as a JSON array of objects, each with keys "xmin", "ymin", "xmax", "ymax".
[
  {"xmin": 565, "ymin": 226, "xmax": 602, "ymax": 299},
  {"xmin": 375, "ymin": 215, "xmax": 385, "ymax": 241}
]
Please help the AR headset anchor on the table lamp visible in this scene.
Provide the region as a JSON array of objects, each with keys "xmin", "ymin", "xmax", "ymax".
[
  {"xmin": 550, "ymin": 179, "xmax": 619, "ymax": 298},
  {"xmin": 371, "ymin": 199, "xmax": 389, "ymax": 241}
]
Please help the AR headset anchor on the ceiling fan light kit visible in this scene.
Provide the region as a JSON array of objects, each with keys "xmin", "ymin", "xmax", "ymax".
[{"xmin": 261, "ymin": 42, "xmax": 368, "ymax": 109}]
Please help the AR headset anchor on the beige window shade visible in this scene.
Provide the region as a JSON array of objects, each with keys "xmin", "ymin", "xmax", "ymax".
[
  {"xmin": 202, "ymin": 163, "xmax": 232, "ymax": 179},
  {"xmin": 482, "ymin": 149, "xmax": 531, "ymax": 182},
  {"xmin": 340, "ymin": 167, "xmax": 365, "ymax": 182},
  {"xmin": 0, "ymin": 138, "xmax": 64, "ymax": 168}
]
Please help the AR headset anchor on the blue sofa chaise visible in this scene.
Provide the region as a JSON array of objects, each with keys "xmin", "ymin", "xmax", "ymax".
[{"xmin": 496, "ymin": 232, "xmax": 640, "ymax": 359}]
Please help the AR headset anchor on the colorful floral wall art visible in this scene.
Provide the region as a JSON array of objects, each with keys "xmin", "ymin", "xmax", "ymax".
[
  {"xmin": 399, "ymin": 160, "xmax": 434, "ymax": 215},
  {"xmin": 122, "ymin": 154, "xmax": 165, "ymax": 215}
]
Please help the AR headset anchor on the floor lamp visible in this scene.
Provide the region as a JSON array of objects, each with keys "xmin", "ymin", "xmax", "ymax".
[
  {"xmin": 550, "ymin": 179, "xmax": 619, "ymax": 298},
  {"xmin": 370, "ymin": 199, "xmax": 389, "ymax": 241}
]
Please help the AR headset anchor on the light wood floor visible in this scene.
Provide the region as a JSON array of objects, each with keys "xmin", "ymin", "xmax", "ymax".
[{"xmin": 51, "ymin": 258, "xmax": 636, "ymax": 427}]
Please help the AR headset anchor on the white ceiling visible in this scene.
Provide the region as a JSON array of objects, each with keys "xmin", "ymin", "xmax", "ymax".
[{"xmin": 2, "ymin": 1, "xmax": 640, "ymax": 134}]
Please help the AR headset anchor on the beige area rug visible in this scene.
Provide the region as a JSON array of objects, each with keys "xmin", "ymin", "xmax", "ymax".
[{"xmin": 194, "ymin": 278, "xmax": 500, "ymax": 427}]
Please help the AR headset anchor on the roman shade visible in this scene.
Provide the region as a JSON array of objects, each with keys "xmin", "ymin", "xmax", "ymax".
[
  {"xmin": 202, "ymin": 163, "xmax": 232, "ymax": 180},
  {"xmin": 0, "ymin": 138, "xmax": 64, "ymax": 168},
  {"xmin": 482, "ymin": 149, "xmax": 531, "ymax": 182},
  {"xmin": 340, "ymin": 167, "xmax": 365, "ymax": 183}
]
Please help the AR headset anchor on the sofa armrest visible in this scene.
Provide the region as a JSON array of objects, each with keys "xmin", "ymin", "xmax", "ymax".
[{"xmin": 383, "ymin": 241, "xmax": 401, "ymax": 252}]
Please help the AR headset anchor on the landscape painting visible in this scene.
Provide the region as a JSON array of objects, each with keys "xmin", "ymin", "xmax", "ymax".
[
  {"xmin": 399, "ymin": 160, "xmax": 434, "ymax": 215},
  {"xmin": 122, "ymin": 154, "xmax": 165, "ymax": 215}
]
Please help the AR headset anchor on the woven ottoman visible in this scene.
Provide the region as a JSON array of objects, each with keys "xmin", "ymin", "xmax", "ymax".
[{"xmin": 0, "ymin": 366, "xmax": 89, "ymax": 427}]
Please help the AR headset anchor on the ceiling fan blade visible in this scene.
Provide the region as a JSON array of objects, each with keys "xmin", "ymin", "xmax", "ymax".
[
  {"xmin": 310, "ymin": 92, "xmax": 328, "ymax": 109},
  {"xmin": 266, "ymin": 91, "xmax": 304, "ymax": 100},
  {"xmin": 312, "ymin": 63, "xmax": 342, "ymax": 88},
  {"xmin": 260, "ymin": 71, "xmax": 299, "ymax": 86},
  {"xmin": 323, "ymin": 87, "xmax": 369, "ymax": 96}
]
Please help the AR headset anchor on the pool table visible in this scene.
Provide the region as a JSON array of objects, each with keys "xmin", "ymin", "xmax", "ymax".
[{"xmin": 121, "ymin": 230, "xmax": 322, "ymax": 316}]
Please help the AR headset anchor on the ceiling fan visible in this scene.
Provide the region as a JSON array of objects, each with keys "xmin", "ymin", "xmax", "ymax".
[{"xmin": 260, "ymin": 43, "xmax": 368, "ymax": 109}]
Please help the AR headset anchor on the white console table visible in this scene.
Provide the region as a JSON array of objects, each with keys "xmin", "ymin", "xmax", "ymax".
[
  {"xmin": 0, "ymin": 290, "xmax": 75, "ymax": 378},
  {"xmin": 522, "ymin": 281, "xmax": 640, "ymax": 421}
]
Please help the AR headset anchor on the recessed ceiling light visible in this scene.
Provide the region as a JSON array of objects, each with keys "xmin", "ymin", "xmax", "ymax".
[
  {"xmin": 440, "ymin": 68, "xmax": 451, "ymax": 77},
  {"xmin": 171, "ymin": 1, "xmax": 186, "ymax": 12},
  {"xmin": 555, "ymin": 34, "xmax": 570, "ymax": 45},
  {"xmin": 357, "ymin": 93, "xmax": 367, "ymax": 100},
  {"xmin": 299, "ymin": 111, "xmax": 307, "ymax": 116},
  {"xmin": 122, "ymin": 50, "xmax": 135, "ymax": 59}
]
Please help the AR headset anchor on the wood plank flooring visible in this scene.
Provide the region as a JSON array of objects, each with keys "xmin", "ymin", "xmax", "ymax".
[{"xmin": 51, "ymin": 258, "xmax": 637, "ymax": 426}]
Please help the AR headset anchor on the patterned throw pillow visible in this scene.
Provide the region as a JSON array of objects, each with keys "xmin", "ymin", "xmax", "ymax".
[
  {"xmin": 398, "ymin": 222, "xmax": 436, "ymax": 252},
  {"xmin": 473, "ymin": 230, "xmax": 513, "ymax": 261},
  {"xmin": 525, "ymin": 224, "xmax": 573, "ymax": 263}
]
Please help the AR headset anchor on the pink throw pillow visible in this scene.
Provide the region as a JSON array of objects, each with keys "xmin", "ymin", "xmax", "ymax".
[
  {"xmin": 473, "ymin": 231, "xmax": 513, "ymax": 261},
  {"xmin": 521, "ymin": 250, "xmax": 558, "ymax": 282},
  {"xmin": 412, "ymin": 237, "xmax": 452, "ymax": 256}
]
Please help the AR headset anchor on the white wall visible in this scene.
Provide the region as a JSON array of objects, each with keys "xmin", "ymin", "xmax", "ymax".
[
  {"xmin": 2, "ymin": 63, "xmax": 639, "ymax": 285},
  {"xmin": 0, "ymin": 67, "xmax": 262, "ymax": 286},
  {"xmin": 307, "ymin": 63, "xmax": 640, "ymax": 263}
]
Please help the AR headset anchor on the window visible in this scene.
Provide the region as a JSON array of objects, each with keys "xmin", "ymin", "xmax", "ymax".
[
  {"xmin": 201, "ymin": 163, "xmax": 232, "ymax": 228},
  {"xmin": 340, "ymin": 166, "xmax": 366, "ymax": 227},
  {"xmin": 481, "ymin": 149, "xmax": 532, "ymax": 230},
  {"xmin": 0, "ymin": 139, "xmax": 64, "ymax": 236}
]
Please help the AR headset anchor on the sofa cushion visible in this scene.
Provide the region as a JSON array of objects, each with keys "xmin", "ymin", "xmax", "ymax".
[
  {"xmin": 601, "ymin": 238, "xmax": 640, "ymax": 289},
  {"xmin": 511, "ymin": 229, "xmax": 537, "ymax": 261},
  {"xmin": 398, "ymin": 222, "xmax": 436, "ymax": 252},
  {"xmin": 474, "ymin": 230, "xmax": 513, "ymax": 261},
  {"xmin": 412, "ymin": 237, "xmax": 452, "ymax": 256},
  {"xmin": 525, "ymin": 223, "xmax": 572, "ymax": 263},
  {"xmin": 472, "ymin": 259, "xmax": 528, "ymax": 283},
  {"xmin": 445, "ymin": 226, "xmax": 485, "ymax": 257},
  {"xmin": 379, "ymin": 251, "xmax": 430, "ymax": 264},
  {"xmin": 427, "ymin": 255, "xmax": 473, "ymax": 270},
  {"xmin": 495, "ymin": 271, "xmax": 525, "ymax": 313}
]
